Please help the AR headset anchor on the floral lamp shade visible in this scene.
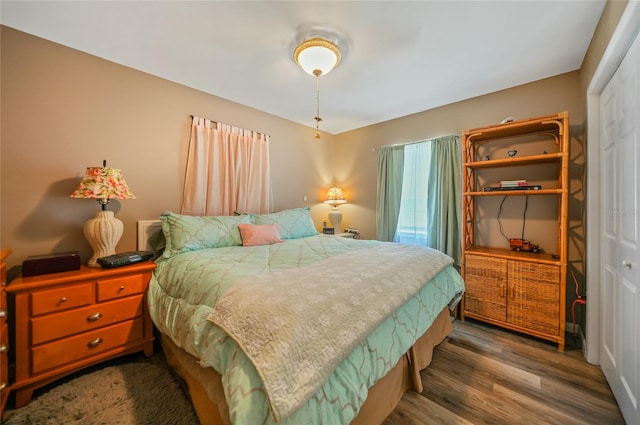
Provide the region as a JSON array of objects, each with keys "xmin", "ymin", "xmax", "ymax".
[
  {"xmin": 70, "ymin": 167, "xmax": 135, "ymax": 206},
  {"xmin": 70, "ymin": 165, "xmax": 135, "ymax": 268}
]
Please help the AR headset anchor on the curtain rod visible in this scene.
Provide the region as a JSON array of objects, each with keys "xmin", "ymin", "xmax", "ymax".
[
  {"xmin": 190, "ymin": 115, "xmax": 271, "ymax": 138},
  {"xmin": 380, "ymin": 133, "xmax": 461, "ymax": 149}
]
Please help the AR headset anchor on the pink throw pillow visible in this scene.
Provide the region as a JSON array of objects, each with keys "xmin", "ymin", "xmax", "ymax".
[{"xmin": 238, "ymin": 223, "xmax": 282, "ymax": 246}]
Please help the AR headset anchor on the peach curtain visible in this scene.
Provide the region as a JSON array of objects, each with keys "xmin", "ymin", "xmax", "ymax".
[{"xmin": 181, "ymin": 116, "xmax": 273, "ymax": 216}]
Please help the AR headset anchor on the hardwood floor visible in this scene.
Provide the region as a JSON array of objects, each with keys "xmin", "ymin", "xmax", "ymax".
[{"xmin": 384, "ymin": 319, "xmax": 625, "ymax": 425}]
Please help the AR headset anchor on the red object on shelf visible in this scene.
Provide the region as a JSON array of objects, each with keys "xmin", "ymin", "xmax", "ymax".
[{"xmin": 508, "ymin": 239, "xmax": 540, "ymax": 253}]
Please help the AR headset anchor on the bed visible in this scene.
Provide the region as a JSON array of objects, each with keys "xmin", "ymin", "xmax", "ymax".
[{"xmin": 140, "ymin": 208, "xmax": 465, "ymax": 425}]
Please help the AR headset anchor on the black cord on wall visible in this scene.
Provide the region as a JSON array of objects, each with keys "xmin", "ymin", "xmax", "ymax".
[
  {"xmin": 497, "ymin": 196, "xmax": 510, "ymax": 243},
  {"xmin": 497, "ymin": 195, "xmax": 529, "ymax": 243}
]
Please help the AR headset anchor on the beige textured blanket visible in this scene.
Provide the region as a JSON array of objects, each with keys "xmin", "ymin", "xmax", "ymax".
[{"xmin": 207, "ymin": 243, "xmax": 453, "ymax": 422}]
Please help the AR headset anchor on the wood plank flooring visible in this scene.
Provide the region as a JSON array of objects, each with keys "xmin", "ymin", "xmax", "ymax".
[{"xmin": 384, "ymin": 319, "xmax": 625, "ymax": 425}]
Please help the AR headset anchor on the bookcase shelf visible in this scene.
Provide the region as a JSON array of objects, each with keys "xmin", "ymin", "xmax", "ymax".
[
  {"xmin": 464, "ymin": 152, "xmax": 565, "ymax": 169},
  {"xmin": 464, "ymin": 189, "xmax": 564, "ymax": 196},
  {"xmin": 465, "ymin": 246, "xmax": 561, "ymax": 266}
]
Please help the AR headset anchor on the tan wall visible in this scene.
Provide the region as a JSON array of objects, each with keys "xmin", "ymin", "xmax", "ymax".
[
  {"xmin": 334, "ymin": 71, "xmax": 582, "ymax": 243},
  {"xmin": 0, "ymin": 26, "xmax": 335, "ymax": 268},
  {"xmin": 0, "ymin": 0, "xmax": 629, "ymax": 279},
  {"xmin": 580, "ymin": 0, "xmax": 629, "ymax": 96}
]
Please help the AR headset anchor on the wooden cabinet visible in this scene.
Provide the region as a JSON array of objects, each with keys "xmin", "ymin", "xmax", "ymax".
[
  {"xmin": 6, "ymin": 262, "xmax": 156, "ymax": 407},
  {"xmin": 461, "ymin": 112, "xmax": 568, "ymax": 350},
  {"xmin": 464, "ymin": 254, "xmax": 560, "ymax": 335},
  {"xmin": 0, "ymin": 249, "xmax": 11, "ymax": 418}
]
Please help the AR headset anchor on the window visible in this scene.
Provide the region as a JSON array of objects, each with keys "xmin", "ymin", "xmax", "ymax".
[
  {"xmin": 377, "ymin": 134, "xmax": 461, "ymax": 265},
  {"xmin": 394, "ymin": 141, "xmax": 431, "ymax": 245}
]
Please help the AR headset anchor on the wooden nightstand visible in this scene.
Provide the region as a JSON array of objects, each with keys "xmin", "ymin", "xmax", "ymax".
[{"xmin": 6, "ymin": 261, "xmax": 156, "ymax": 407}]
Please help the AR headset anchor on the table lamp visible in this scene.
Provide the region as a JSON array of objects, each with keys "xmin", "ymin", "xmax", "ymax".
[
  {"xmin": 70, "ymin": 162, "xmax": 135, "ymax": 267},
  {"xmin": 324, "ymin": 186, "xmax": 347, "ymax": 231}
]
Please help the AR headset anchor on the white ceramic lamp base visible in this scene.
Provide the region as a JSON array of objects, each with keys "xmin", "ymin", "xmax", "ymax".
[
  {"xmin": 328, "ymin": 207, "xmax": 343, "ymax": 232},
  {"xmin": 83, "ymin": 210, "xmax": 123, "ymax": 267}
]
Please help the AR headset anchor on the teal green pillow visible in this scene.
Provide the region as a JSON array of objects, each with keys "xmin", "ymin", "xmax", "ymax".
[
  {"xmin": 253, "ymin": 207, "xmax": 318, "ymax": 239},
  {"xmin": 160, "ymin": 212, "xmax": 251, "ymax": 258}
]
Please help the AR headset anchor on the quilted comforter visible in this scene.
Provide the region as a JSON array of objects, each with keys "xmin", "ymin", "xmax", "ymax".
[{"xmin": 147, "ymin": 235, "xmax": 465, "ymax": 424}]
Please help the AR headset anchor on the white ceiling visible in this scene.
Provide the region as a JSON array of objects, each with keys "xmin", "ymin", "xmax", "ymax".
[{"xmin": 1, "ymin": 1, "xmax": 607, "ymax": 135}]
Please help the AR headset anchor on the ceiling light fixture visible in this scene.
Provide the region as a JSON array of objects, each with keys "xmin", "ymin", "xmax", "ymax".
[{"xmin": 294, "ymin": 37, "xmax": 341, "ymax": 139}]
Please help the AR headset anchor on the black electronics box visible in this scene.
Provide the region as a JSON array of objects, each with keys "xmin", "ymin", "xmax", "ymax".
[
  {"xmin": 97, "ymin": 251, "xmax": 153, "ymax": 269},
  {"xmin": 22, "ymin": 252, "xmax": 81, "ymax": 277}
]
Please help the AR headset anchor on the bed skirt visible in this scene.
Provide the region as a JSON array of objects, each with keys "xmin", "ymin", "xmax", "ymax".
[{"xmin": 160, "ymin": 307, "xmax": 453, "ymax": 425}]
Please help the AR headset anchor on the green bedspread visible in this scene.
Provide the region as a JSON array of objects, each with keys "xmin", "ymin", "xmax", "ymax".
[{"xmin": 147, "ymin": 235, "xmax": 465, "ymax": 424}]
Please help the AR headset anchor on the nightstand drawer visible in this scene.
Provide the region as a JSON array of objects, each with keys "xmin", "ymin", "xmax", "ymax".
[
  {"xmin": 31, "ymin": 283, "xmax": 93, "ymax": 316},
  {"xmin": 31, "ymin": 295, "xmax": 144, "ymax": 345},
  {"xmin": 1, "ymin": 322, "xmax": 7, "ymax": 350},
  {"xmin": 97, "ymin": 273, "xmax": 146, "ymax": 302},
  {"xmin": 1, "ymin": 322, "xmax": 8, "ymax": 386},
  {"xmin": 31, "ymin": 317, "xmax": 144, "ymax": 374},
  {"xmin": 1, "ymin": 322, "xmax": 7, "ymax": 394}
]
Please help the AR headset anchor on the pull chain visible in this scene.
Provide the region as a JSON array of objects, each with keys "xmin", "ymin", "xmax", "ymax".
[{"xmin": 313, "ymin": 73, "xmax": 322, "ymax": 139}]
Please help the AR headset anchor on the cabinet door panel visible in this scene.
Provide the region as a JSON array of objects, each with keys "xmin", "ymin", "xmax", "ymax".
[
  {"xmin": 464, "ymin": 255, "xmax": 507, "ymax": 322},
  {"xmin": 508, "ymin": 261, "xmax": 560, "ymax": 335}
]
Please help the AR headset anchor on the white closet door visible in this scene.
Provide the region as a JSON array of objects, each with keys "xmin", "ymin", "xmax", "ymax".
[
  {"xmin": 600, "ymin": 28, "xmax": 640, "ymax": 425},
  {"xmin": 600, "ymin": 64, "xmax": 618, "ymax": 389}
]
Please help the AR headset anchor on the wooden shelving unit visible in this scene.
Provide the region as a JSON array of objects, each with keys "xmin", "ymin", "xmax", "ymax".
[{"xmin": 461, "ymin": 111, "xmax": 569, "ymax": 350}]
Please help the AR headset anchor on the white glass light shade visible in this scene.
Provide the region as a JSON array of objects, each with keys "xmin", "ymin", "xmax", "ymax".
[{"xmin": 294, "ymin": 38, "xmax": 341, "ymax": 76}]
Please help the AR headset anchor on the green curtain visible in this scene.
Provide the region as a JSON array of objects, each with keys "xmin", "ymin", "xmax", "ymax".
[
  {"xmin": 376, "ymin": 145, "xmax": 404, "ymax": 241},
  {"xmin": 427, "ymin": 135, "xmax": 462, "ymax": 265}
]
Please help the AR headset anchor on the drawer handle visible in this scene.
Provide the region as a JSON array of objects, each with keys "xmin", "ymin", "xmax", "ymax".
[
  {"xmin": 87, "ymin": 312, "xmax": 103, "ymax": 322},
  {"xmin": 87, "ymin": 337, "xmax": 103, "ymax": 348},
  {"xmin": 59, "ymin": 297, "xmax": 67, "ymax": 304},
  {"xmin": 118, "ymin": 285, "xmax": 125, "ymax": 292},
  {"xmin": 0, "ymin": 382, "xmax": 7, "ymax": 391},
  {"xmin": 0, "ymin": 343, "xmax": 7, "ymax": 353},
  {"xmin": 0, "ymin": 309, "xmax": 6, "ymax": 318}
]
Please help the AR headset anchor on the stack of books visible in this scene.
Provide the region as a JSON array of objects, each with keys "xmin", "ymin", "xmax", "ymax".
[
  {"xmin": 483, "ymin": 180, "xmax": 542, "ymax": 191},
  {"xmin": 500, "ymin": 179, "xmax": 528, "ymax": 188}
]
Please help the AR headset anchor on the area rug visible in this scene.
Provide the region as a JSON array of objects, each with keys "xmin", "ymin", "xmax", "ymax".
[{"xmin": 3, "ymin": 354, "xmax": 199, "ymax": 425}]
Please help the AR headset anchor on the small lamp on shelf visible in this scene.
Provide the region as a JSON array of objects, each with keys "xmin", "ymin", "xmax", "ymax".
[
  {"xmin": 324, "ymin": 186, "xmax": 347, "ymax": 231},
  {"xmin": 70, "ymin": 161, "xmax": 135, "ymax": 267}
]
